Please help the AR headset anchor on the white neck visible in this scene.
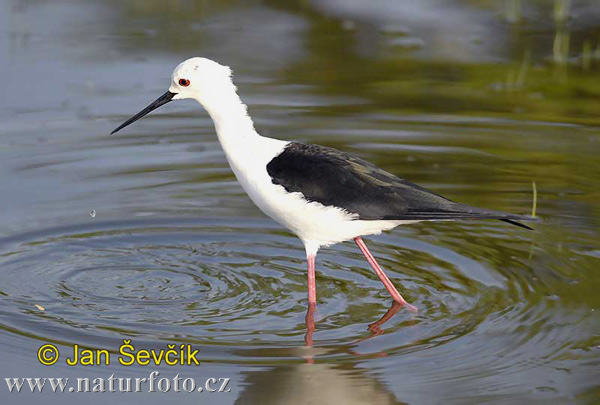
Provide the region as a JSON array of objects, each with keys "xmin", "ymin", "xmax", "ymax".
[
  {"xmin": 194, "ymin": 81, "xmax": 259, "ymax": 150},
  {"xmin": 192, "ymin": 81, "xmax": 287, "ymax": 180}
]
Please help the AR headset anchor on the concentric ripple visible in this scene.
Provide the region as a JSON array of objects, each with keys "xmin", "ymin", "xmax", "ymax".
[{"xmin": 0, "ymin": 217, "xmax": 587, "ymax": 368}]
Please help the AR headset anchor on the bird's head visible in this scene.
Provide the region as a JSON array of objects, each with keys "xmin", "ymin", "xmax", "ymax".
[
  {"xmin": 111, "ymin": 57, "xmax": 234, "ymax": 134},
  {"xmin": 169, "ymin": 57, "xmax": 233, "ymax": 101}
]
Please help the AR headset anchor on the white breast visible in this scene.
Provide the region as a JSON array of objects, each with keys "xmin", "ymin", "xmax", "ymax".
[{"xmin": 219, "ymin": 135, "xmax": 412, "ymax": 255}]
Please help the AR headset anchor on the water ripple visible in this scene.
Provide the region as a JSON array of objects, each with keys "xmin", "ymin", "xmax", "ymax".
[{"xmin": 0, "ymin": 217, "xmax": 592, "ymax": 371}]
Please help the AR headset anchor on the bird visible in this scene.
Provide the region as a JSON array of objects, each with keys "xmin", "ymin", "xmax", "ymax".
[{"xmin": 111, "ymin": 57, "xmax": 535, "ymax": 313}]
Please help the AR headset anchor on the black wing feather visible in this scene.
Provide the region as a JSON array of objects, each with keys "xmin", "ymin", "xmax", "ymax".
[{"xmin": 266, "ymin": 142, "xmax": 534, "ymax": 228}]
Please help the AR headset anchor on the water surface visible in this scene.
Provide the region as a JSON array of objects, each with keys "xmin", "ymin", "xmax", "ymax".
[{"xmin": 1, "ymin": 1, "xmax": 599, "ymax": 403}]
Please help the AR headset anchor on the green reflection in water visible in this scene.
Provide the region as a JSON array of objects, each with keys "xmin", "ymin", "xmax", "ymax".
[{"xmin": 1, "ymin": 0, "xmax": 599, "ymax": 403}]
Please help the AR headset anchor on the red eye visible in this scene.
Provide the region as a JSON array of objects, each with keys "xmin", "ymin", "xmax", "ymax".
[{"xmin": 178, "ymin": 78, "xmax": 190, "ymax": 87}]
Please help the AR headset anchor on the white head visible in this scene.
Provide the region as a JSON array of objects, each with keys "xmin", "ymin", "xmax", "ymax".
[
  {"xmin": 111, "ymin": 57, "xmax": 242, "ymax": 134},
  {"xmin": 169, "ymin": 57, "xmax": 234, "ymax": 102}
]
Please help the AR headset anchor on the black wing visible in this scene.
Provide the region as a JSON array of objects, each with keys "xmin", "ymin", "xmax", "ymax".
[{"xmin": 266, "ymin": 142, "xmax": 534, "ymax": 229}]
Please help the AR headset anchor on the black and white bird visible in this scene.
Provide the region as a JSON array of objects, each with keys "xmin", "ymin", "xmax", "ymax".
[{"xmin": 112, "ymin": 57, "xmax": 534, "ymax": 312}]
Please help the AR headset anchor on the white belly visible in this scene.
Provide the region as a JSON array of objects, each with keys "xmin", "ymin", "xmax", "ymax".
[
  {"xmin": 221, "ymin": 136, "xmax": 414, "ymax": 255},
  {"xmin": 246, "ymin": 177, "xmax": 410, "ymax": 252}
]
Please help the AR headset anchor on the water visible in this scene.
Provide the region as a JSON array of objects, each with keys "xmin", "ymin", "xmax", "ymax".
[{"xmin": 1, "ymin": 1, "xmax": 599, "ymax": 403}]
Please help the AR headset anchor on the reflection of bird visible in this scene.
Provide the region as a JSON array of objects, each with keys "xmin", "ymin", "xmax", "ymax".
[
  {"xmin": 235, "ymin": 363, "xmax": 403, "ymax": 405},
  {"xmin": 112, "ymin": 57, "xmax": 534, "ymax": 312}
]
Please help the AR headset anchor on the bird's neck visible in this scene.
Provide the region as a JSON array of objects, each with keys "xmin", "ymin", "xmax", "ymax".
[
  {"xmin": 196, "ymin": 84, "xmax": 260, "ymax": 152},
  {"xmin": 195, "ymin": 84, "xmax": 285, "ymax": 178}
]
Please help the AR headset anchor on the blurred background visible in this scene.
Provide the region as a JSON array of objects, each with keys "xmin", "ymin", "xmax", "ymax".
[{"xmin": 0, "ymin": 0, "xmax": 599, "ymax": 403}]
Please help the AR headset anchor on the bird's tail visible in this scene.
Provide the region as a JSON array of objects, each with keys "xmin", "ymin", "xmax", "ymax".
[
  {"xmin": 388, "ymin": 203, "xmax": 540, "ymax": 230},
  {"xmin": 500, "ymin": 218, "xmax": 536, "ymax": 230}
]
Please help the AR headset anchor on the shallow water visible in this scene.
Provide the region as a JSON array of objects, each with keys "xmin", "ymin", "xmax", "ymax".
[{"xmin": 1, "ymin": 0, "xmax": 599, "ymax": 403}]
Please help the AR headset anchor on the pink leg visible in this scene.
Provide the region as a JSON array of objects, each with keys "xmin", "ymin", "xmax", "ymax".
[
  {"xmin": 304, "ymin": 302, "xmax": 316, "ymax": 347},
  {"xmin": 307, "ymin": 254, "xmax": 317, "ymax": 306},
  {"xmin": 304, "ymin": 302, "xmax": 316, "ymax": 363},
  {"xmin": 354, "ymin": 237, "xmax": 418, "ymax": 312}
]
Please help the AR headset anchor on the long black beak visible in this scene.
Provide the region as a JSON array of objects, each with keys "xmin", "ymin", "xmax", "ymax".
[{"xmin": 111, "ymin": 91, "xmax": 176, "ymax": 134}]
